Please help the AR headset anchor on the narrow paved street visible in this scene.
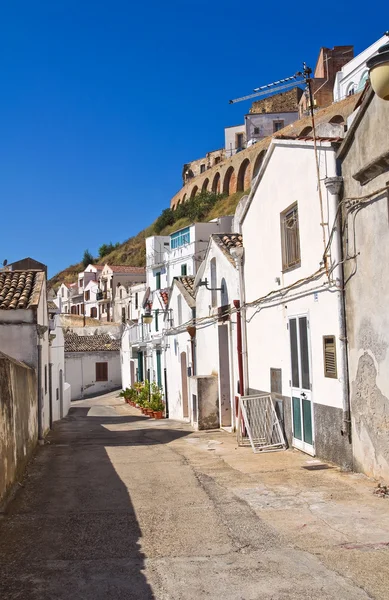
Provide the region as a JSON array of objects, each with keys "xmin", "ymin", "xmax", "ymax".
[{"xmin": 1, "ymin": 392, "xmax": 389, "ymax": 600}]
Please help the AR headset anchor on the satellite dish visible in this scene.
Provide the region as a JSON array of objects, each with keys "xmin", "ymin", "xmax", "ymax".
[{"xmin": 3, "ymin": 259, "xmax": 7, "ymax": 267}]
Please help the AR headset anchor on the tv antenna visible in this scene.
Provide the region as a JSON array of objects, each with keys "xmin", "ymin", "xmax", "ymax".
[{"xmin": 229, "ymin": 65, "xmax": 311, "ymax": 105}]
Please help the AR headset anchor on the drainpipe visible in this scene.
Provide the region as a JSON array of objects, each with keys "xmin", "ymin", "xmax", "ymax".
[
  {"xmin": 233, "ymin": 300, "xmax": 244, "ymax": 395},
  {"xmin": 231, "ymin": 247, "xmax": 249, "ymax": 395},
  {"xmin": 324, "ymin": 176, "xmax": 351, "ymax": 442}
]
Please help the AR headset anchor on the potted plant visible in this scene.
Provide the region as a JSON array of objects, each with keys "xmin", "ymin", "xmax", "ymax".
[{"xmin": 150, "ymin": 383, "xmax": 165, "ymax": 419}]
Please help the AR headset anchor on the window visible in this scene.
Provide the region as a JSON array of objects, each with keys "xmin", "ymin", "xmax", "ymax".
[
  {"xmin": 122, "ymin": 307, "xmax": 126, "ymax": 323},
  {"xmin": 81, "ymin": 303, "xmax": 85, "ymax": 315},
  {"xmin": 155, "ymin": 309, "xmax": 159, "ymax": 332},
  {"xmin": 170, "ymin": 227, "xmax": 190, "ymax": 249},
  {"xmin": 200, "ymin": 164, "xmax": 205, "ymax": 173},
  {"xmin": 156, "ymin": 272, "xmax": 161, "ymax": 290},
  {"xmin": 44, "ymin": 365, "xmax": 47, "ymax": 394},
  {"xmin": 273, "ymin": 120, "xmax": 284, "ymax": 132},
  {"xmin": 254, "ymin": 126, "xmax": 260, "ymax": 135},
  {"xmin": 214, "ymin": 157, "xmax": 221, "ymax": 165},
  {"xmin": 119, "ymin": 288, "xmax": 122, "ymax": 299},
  {"xmin": 323, "ymin": 336, "xmax": 337, "ymax": 378},
  {"xmin": 96, "ymin": 362, "xmax": 108, "ymax": 382},
  {"xmin": 181, "ymin": 264, "xmax": 187, "ymax": 276},
  {"xmin": 79, "ymin": 278, "xmax": 84, "ymax": 288},
  {"xmin": 236, "ymin": 133, "xmax": 244, "ymax": 150},
  {"xmin": 210, "ymin": 258, "xmax": 217, "ymax": 307},
  {"xmin": 85, "ymin": 290, "xmax": 90, "ymax": 301},
  {"xmin": 177, "ymin": 295, "xmax": 182, "ymax": 326},
  {"xmin": 135, "ymin": 292, "xmax": 139, "ymax": 309},
  {"xmin": 90, "ymin": 307, "xmax": 97, "ymax": 318},
  {"xmin": 280, "ymin": 203, "xmax": 300, "ymax": 271},
  {"xmin": 61, "ymin": 287, "xmax": 64, "ymax": 297}
]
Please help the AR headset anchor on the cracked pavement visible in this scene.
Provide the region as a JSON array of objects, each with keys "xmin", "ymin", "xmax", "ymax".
[{"xmin": 1, "ymin": 391, "xmax": 388, "ymax": 599}]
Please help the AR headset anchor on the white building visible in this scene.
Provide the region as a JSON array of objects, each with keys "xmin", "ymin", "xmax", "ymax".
[
  {"xmin": 97, "ymin": 264, "xmax": 146, "ymax": 322},
  {"xmin": 114, "ymin": 281, "xmax": 147, "ymax": 324},
  {"xmin": 48, "ymin": 303, "xmax": 71, "ymax": 421},
  {"xmin": 121, "ymin": 219, "xmax": 234, "ymax": 403},
  {"xmin": 192, "ymin": 234, "xmax": 242, "ymax": 430},
  {"xmin": 164, "ymin": 277, "xmax": 196, "ymax": 421},
  {"xmin": 239, "ymin": 136, "xmax": 351, "ymax": 466},
  {"xmin": 0, "ymin": 269, "xmax": 51, "ymax": 437},
  {"xmin": 333, "ymin": 35, "xmax": 388, "ymax": 101},
  {"xmin": 65, "ymin": 333, "xmax": 121, "ymax": 400},
  {"xmin": 225, "ymin": 124, "xmax": 246, "ymax": 158}
]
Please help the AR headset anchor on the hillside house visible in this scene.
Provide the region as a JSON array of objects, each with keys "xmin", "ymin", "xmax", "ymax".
[{"xmin": 65, "ymin": 333, "xmax": 121, "ymax": 399}]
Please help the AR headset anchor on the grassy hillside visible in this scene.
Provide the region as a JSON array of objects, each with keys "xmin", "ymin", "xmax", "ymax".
[{"xmin": 49, "ymin": 190, "xmax": 247, "ymax": 288}]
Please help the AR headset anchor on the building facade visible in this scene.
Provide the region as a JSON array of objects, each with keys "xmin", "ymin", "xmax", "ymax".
[
  {"xmin": 239, "ymin": 137, "xmax": 352, "ymax": 466},
  {"xmin": 339, "ymin": 86, "xmax": 389, "ymax": 481}
]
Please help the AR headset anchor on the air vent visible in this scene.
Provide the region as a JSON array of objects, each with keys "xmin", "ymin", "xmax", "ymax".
[{"xmin": 323, "ymin": 335, "xmax": 337, "ymax": 378}]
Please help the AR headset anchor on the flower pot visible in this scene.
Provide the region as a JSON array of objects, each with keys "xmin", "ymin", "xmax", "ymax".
[{"xmin": 153, "ymin": 411, "xmax": 163, "ymax": 419}]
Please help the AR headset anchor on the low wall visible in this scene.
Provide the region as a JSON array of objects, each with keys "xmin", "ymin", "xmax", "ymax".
[{"xmin": 0, "ymin": 352, "xmax": 37, "ymax": 506}]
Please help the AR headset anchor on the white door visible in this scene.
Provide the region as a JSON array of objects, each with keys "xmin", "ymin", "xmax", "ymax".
[{"xmin": 289, "ymin": 315, "xmax": 314, "ymax": 455}]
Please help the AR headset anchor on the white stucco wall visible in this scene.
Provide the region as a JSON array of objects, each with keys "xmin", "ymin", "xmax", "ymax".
[
  {"xmin": 65, "ymin": 351, "xmax": 121, "ymax": 400},
  {"xmin": 242, "ymin": 140, "xmax": 343, "ymax": 413},
  {"xmin": 50, "ymin": 316, "xmax": 71, "ymax": 422},
  {"xmin": 195, "ymin": 240, "xmax": 240, "ymax": 428},
  {"xmin": 165, "ymin": 284, "xmax": 193, "ymax": 421},
  {"xmin": 225, "ymin": 124, "xmax": 246, "ymax": 157}
]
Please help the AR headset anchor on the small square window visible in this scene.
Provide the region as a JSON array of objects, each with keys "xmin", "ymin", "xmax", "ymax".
[
  {"xmin": 181, "ymin": 264, "xmax": 187, "ymax": 276},
  {"xmin": 254, "ymin": 127, "xmax": 260, "ymax": 135},
  {"xmin": 323, "ymin": 336, "xmax": 337, "ymax": 378},
  {"xmin": 273, "ymin": 120, "xmax": 285, "ymax": 132},
  {"xmin": 96, "ymin": 362, "xmax": 108, "ymax": 381}
]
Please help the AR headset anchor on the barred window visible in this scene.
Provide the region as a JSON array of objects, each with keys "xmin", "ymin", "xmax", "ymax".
[{"xmin": 280, "ymin": 203, "xmax": 300, "ymax": 271}]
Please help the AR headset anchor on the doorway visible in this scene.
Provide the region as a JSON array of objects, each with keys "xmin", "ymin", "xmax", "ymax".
[
  {"xmin": 180, "ymin": 351, "xmax": 189, "ymax": 418},
  {"xmin": 218, "ymin": 323, "xmax": 232, "ymax": 427},
  {"xmin": 289, "ymin": 315, "xmax": 314, "ymax": 455}
]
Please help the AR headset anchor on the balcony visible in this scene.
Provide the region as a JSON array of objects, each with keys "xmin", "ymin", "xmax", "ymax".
[
  {"xmin": 128, "ymin": 322, "xmax": 151, "ymax": 345},
  {"xmin": 97, "ymin": 291, "xmax": 110, "ymax": 302}
]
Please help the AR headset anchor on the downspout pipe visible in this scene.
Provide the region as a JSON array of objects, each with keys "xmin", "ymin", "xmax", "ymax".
[
  {"xmin": 324, "ymin": 176, "xmax": 351, "ymax": 442},
  {"xmin": 231, "ymin": 247, "xmax": 250, "ymax": 395},
  {"xmin": 233, "ymin": 300, "xmax": 244, "ymax": 395}
]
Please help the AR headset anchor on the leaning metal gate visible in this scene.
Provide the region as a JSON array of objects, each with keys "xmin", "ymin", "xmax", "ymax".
[{"xmin": 237, "ymin": 394, "xmax": 286, "ymax": 453}]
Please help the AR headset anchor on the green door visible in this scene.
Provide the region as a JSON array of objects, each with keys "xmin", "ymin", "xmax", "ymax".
[
  {"xmin": 156, "ymin": 350, "xmax": 162, "ymax": 388},
  {"xmin": 289, "ymin": 315, "xmax": 314, "ymax": 455},
  {"xmin": 137, "ymin": 351, "xmax": 144, "ymax": 382}
]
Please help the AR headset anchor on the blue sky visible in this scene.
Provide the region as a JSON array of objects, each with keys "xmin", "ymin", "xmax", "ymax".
[{"xmin": 0, "ymin": 1, "xmax": 386, "ymax": 277}]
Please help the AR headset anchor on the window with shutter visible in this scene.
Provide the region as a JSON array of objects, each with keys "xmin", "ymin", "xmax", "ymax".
[
  {"xmin": 323, "ymin": 336, "xmax": 337, "ymax": 378},
  {"xmin": 96, "ymin": 362, "xmax": 108, "ymax": 382}
]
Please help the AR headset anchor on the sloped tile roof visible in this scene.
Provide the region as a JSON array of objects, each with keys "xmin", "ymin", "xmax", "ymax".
[
  {"xmin": 174, "ymin": 276, "xmax": 196, "ymax": 308},
  {"xmin": 64, "ymin": 333, "xmax": 120, "ymax": 353},
  {"xmin": 108, "ymin": 265, "xmax": 145, "ymax": 274},
  {"xmin": 0, "ymin": 270, "xmax": 44, "ymax": 310},
  {"xmin": 212, "ymin": 233, "xmax": 243, "ymax": 265},
  {"xmin": 179, "ymin": 276, "xmax": 195, "ymax": 298},
  {"xmin": 159, "ymin": 288, "xmax": 169, "ymax": 307},
  {"xmin": 47, "ymin": 300, "xmax": 58, "ymax": 311}
]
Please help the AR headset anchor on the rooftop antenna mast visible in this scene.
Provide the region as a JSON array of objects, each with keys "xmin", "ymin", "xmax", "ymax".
[{"xmin": 229, "ymin": 68, "xmax": 310, "ymax": 104}]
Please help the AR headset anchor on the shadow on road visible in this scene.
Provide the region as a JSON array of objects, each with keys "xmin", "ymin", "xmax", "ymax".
[{"xmin": 0, "ymin": 404, "xmax": 192, "ymax": 599}]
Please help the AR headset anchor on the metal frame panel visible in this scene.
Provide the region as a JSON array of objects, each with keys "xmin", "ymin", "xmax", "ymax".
[{"xmin": 237, "ymin": 393, "xmax": 286, "ymax": 453}]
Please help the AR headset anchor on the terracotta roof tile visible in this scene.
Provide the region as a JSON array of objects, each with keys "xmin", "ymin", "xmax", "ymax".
[
  {"xmin": 0, "ymin": 270, "xmax": 44, "ymax": 310},
  {"xmin": 179, "ymin": 276, "xmax": 195, "ymax": 298},
  {"xmin": 212, "ymin": 233, "xmax": 243, "ymax": 265},
  {"xmin": 159, "ymin": 288, "xmax": 169, "ymax": 307},
  {"xmin": 108, "ymin": 265, "xmax": 145, "ymax": 274},
  {"xmin": 64, "ymin": 333, "xmax": 120, "ymax": 353}
]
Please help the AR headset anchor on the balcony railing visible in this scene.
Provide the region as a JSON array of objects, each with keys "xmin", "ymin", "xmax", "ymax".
[{"xmin": 128, "ymin": 322, "xmax": 151, "ymax": 344}]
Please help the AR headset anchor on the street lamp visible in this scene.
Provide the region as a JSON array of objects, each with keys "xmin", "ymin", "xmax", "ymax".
[{"xmin": 367, "ymin": 33, "xmax": 389, "ymax": 101}]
